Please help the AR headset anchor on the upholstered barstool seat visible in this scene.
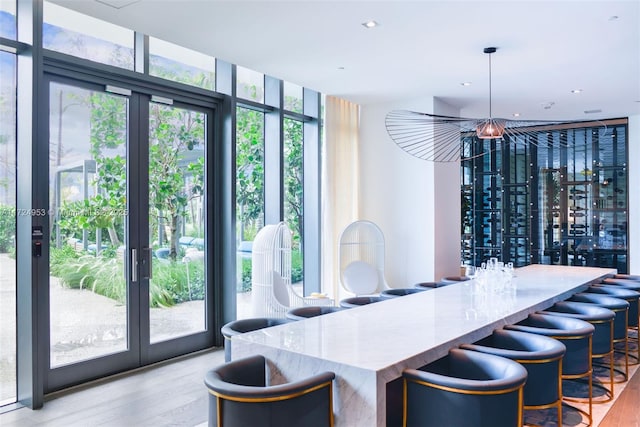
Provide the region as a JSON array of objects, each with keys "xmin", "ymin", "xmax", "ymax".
[
  {"xmin": 569, "ymin": 293, "xmax": 630, "ymax": 381},
  {"xmin": 438, "ymin": 275, "xmax": 470, "ymax": 285},
  {"xmin": 588, "ymin": 284, "xmax": 640, "ymax": 364},
  {"xmin": 413, "ymin": 281, "xmax": 441, "ymax": 289},
  {"xmin": 540, "ymin": 301, "xmax": 615, "ymax": 403},
  {"xmin": 221, "ymin": 318, "xmax": 292, "ymax": 362},
  {"xmin": 379, "ymin": 288, "xmax": 426, "ymax": 299},
  {"xmin": 285, "ymin": 305, "xmax": 344, "ymax": 320},
  {"xmin": 505, "ymin": 313, "xmax": 595, "ymax": 425},
  {"xmin": 402, "ymin": 348, "xmax": 527, "ymax": 427},
  {"xmin": 205, "ymin": 354, "xmax": 335, "ymax": 427},
  {"xmin": 591, "ymin": 284, "xmax": 640, "ymax": 325},
  {"xmin": 613, "ymin": 274, "xmax": 640, "ymax": 281},
  {"xmin": 461, "ymin": 329, "xmax": 566, "ymax": 425},
  {"xmin": 339, "ymin": 296, "xmax": 382, "ymax": 308},
  {"xmin": 602, "ymin": 277, "xmax": 640, "ymax": 288}
]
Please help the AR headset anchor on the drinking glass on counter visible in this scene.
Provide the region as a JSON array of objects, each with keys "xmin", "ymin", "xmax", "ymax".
[{"xmin": 472, "ymin": 258, "xmax": 514, "ymax": 295}]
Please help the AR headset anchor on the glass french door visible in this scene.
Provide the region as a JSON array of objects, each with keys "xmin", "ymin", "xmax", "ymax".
[
  {"xmin": 46, "ymin": 77, "xmax": 213, "ymax": 391},
  {"xmin": 146, "ymin": 101, "xmax": 207, "ymax": 344}
]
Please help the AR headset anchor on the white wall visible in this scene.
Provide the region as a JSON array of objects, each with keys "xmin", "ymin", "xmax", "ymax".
[
  {"xmin": 628, "ymin": 115, "xmax": 639, "ymax": 273},
  {"xmin": 359, "ymin": 97, "xmax": 462, "ymax": 287},
  {"xmin": 433, "ymin": 99, "xmax": 463, "ymax": 280}
]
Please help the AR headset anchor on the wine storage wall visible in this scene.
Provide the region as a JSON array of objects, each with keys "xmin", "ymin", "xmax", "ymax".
[{"xmin": 461, "ymin": 119, "xmax": 628, "ymax": 273}]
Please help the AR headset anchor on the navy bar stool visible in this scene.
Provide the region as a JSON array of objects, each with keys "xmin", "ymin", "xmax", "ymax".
[
  {"xmin": 602, "ymin": 277, "xmax": 640, "ymax": 289},
  {"xmin": 461, "ymin": 329, "xmax": 566, "ymax": 426},
  {"xmin": 339, "ymin": 296, "xmax": 382, "ymax": 308},
  {"xmin": 540, "ymin": 301, "xmax": 615, "ymax": 403},
  {"xmin": 438, "ymin": 275, "xmax": 470, "ymax": 285},
  {"xmin": 588, "ymin": 284, "xmax": 640, "ymax": 364},
  {"xmin": 505, "ymin": 313, "xmax": 595, "ymax": 426},
  {"xmin": 413, "ymin": 281, "xmax": 441, "ymax": 289},
  {"xmin": 221, "ymin": 318, "xmax": 292, "ymax": 362},
  {"xmin": 379, "ymin": 288, "xmax": 425, "ymax": 299},
  {"xmin": 205, "ymin": 354, "xmax": 335, "ymax": 427},
  {"xmin": 568, "ymin": 293, "xmax": 629, "ymax": 381},
  {"xmin": 613, "ymin": 274, "xmax": 640, "ymax": 281},
  {"xmin": 403, "ymin": 348, "xmax": 527, "ymax": 427},
  {"xmin": 285, "ymin": 306, "xmax": 344, "ymax": 320}
]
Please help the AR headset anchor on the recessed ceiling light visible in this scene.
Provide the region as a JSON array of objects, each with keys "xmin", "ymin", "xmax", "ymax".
[
  {"xmin": 460, "ymin": 82, "xmax": 472, "ymax": 86},
  {"xmin": 513, "ymin": 113, "xmax": 520, "ymax": 118},
  {"xmin": 362, "ymin": 20, "xmax": 379, "ymax": 29},
  {"xmin": 584, "ymin": 109, "xmax": 602, "ymax": 114},
  {"xmin": 571, "ymin": 89, "xmax": 583, "ymax": 94}
]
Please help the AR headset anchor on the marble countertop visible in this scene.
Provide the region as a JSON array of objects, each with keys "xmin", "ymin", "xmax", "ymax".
[{"xmin": 233, "ymin": 265, "xmax": 615, "ymax": 372}]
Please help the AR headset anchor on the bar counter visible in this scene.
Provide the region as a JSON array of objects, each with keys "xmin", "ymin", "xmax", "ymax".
[{"xmin": 230, "ymin": 264, "xmax": 615, "ymax": 427}]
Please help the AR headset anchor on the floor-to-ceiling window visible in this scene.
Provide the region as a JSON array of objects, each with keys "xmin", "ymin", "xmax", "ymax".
[
  {"xmin": 283, "ymin": 83, "xmax": 305, "ymax": 288},
  {"xmin": 283, "ymin": 117, "xmax": 304, "ymax": 287},
  {"xmin": 233, "ymin": 71, "xmax": 321, "ymax": 319},
  {"xmin": 4, "ymin": 0, "xmax": 322, "ymax": 408},
  {"xmin": 235, "ymin": 106, "xmax": 264, "ymax": 318},
  {"xmin": 0, "ymin": 0, "xmax": 17, "ymax": 406}
]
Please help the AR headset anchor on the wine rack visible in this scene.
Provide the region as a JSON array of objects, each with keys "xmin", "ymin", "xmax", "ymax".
[{"xmin": 461, "ymin": 120, "xmax": 628, "ymax": 273}]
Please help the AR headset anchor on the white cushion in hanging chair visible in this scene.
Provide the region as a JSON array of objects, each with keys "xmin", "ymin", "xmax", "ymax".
[
  {"xmin": 272, "ymin": 271, "xmax": 291, "ymax": 308},
  {"xmin": 342, "ymin": 260, "xmax": 378, "ymax": 295}
]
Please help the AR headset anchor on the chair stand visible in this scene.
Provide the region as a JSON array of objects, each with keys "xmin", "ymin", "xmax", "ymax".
[
  {"xmin": 521, "ymin": 357, "xmax": 563, "ymax": 427},
  {"xmin": 560, "ymin": 367, "xmax": 593, "ymax": 427},
  {"xmin": 629, "ymin": 326, "xmax": 640, "ymax": 365},
  {"xmin": 569, "ymin": 320, "xmax": 614, "ymax": 405}
]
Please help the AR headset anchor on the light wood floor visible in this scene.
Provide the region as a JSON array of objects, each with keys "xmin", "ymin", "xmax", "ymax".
[
  {"xmin": 0, "ymin": 348, "xmax": 224, "ymax": 427},
  {"xmin": 1, "ymin": 347, "xmax": 638, "ymax": 427},
  {"xmin": 599, "ymin": 359, "xmax": 640, "ymax": 427}
]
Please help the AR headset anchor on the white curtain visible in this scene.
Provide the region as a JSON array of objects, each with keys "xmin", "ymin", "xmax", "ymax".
[{"xmin": 321, "ymin": 96, "xmax": 361, "ymax": 301}]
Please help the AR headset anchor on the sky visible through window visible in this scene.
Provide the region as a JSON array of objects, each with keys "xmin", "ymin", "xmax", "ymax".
[{"xmin": 0, "ymin": 1, "xmax": 16, "ymax": 39}]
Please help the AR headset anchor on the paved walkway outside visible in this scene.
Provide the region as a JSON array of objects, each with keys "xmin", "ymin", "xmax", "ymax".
[
  {"xmin": 0, "ymin": 253, "xmax": 253, "ymax": 404},
  {"xmin": 0, "ymin": 254, "xmax": 16, "ymax": 405}
]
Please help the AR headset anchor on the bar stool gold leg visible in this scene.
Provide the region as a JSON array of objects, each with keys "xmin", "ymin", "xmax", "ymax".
[{"xmin": 561, "ymin": 339, "xmax": 593, "ymax": 427}]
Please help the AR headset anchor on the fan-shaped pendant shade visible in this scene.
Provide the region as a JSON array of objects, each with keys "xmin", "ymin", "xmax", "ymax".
[{"xmin": 384, "ymin": 47, "xmax": 588, "ymax": 162}]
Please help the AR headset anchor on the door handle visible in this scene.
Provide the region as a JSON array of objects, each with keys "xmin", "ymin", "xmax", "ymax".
[
  {"xmin": 143, "ymin": 247, "xmax": 153, "ymax": 280},
  {"xmin": 131, "ymin": 248, "xmax": 138, "ymax": 282}
]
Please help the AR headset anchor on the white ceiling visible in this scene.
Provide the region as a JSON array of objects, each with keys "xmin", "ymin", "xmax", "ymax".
[{"xmin": 50, "ymin": 0, "xmax": 640, "ymax": 121}]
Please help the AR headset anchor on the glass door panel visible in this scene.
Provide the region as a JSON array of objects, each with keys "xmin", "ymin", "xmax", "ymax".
[
  {"xmin": 0, "ymin": 50, "xmax": 17, "ymax": 405},
  {"xmin": 49, "ymin": 82, "xmax": 128, "ymax": 367},
  {"xmin": 148, "ymin": 102, "xmax": 206, "ymax": 343}
]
